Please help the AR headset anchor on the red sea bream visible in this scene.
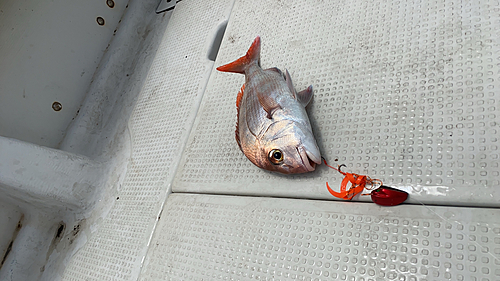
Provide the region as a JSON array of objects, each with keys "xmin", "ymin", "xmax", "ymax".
[{"xmin": 217, "ymin": 36, "xmax": 321, "ymax": 174}]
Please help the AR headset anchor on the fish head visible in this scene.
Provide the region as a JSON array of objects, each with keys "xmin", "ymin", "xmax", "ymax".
[{"xmin": 255, "ymin": 120, "xmax": 321, "ymax": 174}]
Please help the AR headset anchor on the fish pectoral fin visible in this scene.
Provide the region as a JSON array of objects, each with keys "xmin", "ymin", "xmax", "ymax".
[
  {"xmin": 257, "ymin": 89, "xmax": 281, "ymax": 119},
  {"xmin": 297, "ymin": 85, "xmax": 313, "ymax": 106},
  {"xmin": 284, "ymin": 69, "xmax": 296, "ymax": 99}
]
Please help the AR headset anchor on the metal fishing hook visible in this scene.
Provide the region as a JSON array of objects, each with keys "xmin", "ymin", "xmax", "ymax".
[{"xmin": 337, "ymin": 164, "xmax": 347, "ymax": 174}]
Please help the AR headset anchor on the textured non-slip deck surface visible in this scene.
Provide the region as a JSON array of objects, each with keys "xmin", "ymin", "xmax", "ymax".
[
  {"xmin": 141, "ymin": 193, "xmax": 500, "ymax": 281},
  {"xmin": 59, "ymin": 1, "xmax": 234, "ymax": 280},
  {"xmin": 174, "ymin": 0, "xmax": 500, "ymax": 207},
  {"xmin": 57, "ymin": 0, "xmax": 500, "ymax": 280}
]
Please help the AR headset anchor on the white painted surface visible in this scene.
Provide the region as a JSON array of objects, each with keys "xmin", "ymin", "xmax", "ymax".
[
  {"xmin": 0, "ymin": 214, "xmax": 61, "ymax": 281},
  {"xmin": 0, "ymin": 0, "xmax": 172, "ymax": 279},
  {"xmin": 0, "ymin": 136, "xmax": 103, "ymax": 211},
  {"xmin": 0, "ymin": 0, "xmax": 127, "ymax": 148},
  {"xmin": 0, "ymin": 201, "xmax": 22, "ymax": 267}
]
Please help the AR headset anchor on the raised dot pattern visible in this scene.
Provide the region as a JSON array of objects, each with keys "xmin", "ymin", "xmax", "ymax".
[
  {"xmin": 176, "ymin": 0, "xmax": 500, "ymax": 204},
  {"xmin": 141, "ymin": 194, "xmax": 500, "ymax": 281},
  {"xmin": 60, "ymin": 1, "xmax": 234, "ymax": 280}
]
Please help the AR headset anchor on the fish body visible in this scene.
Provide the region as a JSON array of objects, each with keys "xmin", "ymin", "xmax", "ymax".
[{"xmin": 217, "ymin": 36, "xmax": 321, "ymax": 174}]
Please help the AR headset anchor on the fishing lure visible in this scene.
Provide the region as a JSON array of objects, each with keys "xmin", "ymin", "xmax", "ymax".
[
  {"xmin": 322, "ymin": 158, "xmax": 408, "ymax": 206},
  {"xmin": 371, "ymin": 186, "xmax": 409, "ymax": 206}
]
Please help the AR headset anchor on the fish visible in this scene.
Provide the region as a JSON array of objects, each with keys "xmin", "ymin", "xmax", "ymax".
[{"xmin": 216, "ymin": 36, "xmax": 321, "ymax": 174}]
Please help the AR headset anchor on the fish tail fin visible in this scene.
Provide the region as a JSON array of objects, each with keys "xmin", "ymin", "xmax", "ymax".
[{"xmin": 216, "ymin": 36, "xmax": 261, "ymax": 74}]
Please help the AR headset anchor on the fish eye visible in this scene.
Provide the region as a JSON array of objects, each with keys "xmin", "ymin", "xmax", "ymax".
[{"xmin": 268, "ymin": 149, "xmax": 284, "ymax": 165}]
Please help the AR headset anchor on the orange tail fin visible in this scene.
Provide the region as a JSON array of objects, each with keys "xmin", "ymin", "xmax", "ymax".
[{"xmin": 216, "ymin": 36, "xmax": 261, "ymax": 74}]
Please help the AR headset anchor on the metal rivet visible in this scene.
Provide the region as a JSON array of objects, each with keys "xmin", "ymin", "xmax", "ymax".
[
  {"xmin": 96, "ymin": 17, "xmax": 105, "ymax": 26},
  {"xmin": 52, "ymin": 102, "xmax": 62, "ymax": 111},
  {"xmin": 106, "ymin": 0, "xmax": 115, "ymax": 8}
]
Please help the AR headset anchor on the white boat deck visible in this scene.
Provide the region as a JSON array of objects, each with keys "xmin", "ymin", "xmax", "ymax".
[{"xmin": 0, "ymin": 0, "xmax": 499, "ymax": 280}]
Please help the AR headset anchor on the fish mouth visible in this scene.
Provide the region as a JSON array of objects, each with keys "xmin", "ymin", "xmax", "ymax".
[{"xmin": 297, "ymin": 146, "xmax": 321, "ymax": 172}]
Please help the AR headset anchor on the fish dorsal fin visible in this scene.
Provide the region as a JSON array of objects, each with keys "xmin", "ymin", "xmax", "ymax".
[
  {"xmin": 216, "ymin": 36, "xmax": 261, "ymax": 74},
  {"xmin": 235, "ymin": 83, "xmax": 245, "ymax": 150},
  {"xmin": 266, "ymin": 67, "xmax": 283, "ymax": 77},
  {"xmin": 284, "ymin": 69, "xmax": 296, "ymax": 99},
  {"xmin": 297, "ymin": 85, "xmax": 314, "ymax": 106},
  {"xmin": 285, "ymin": 69, "xmax": 313, "ymax": 106}
]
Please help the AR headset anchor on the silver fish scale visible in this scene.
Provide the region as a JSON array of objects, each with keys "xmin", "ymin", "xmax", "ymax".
[
  {"xmin": 241, "ymin": 68, "xmax": 270, "ymax": 140},
  {"xmin": 242, "ymin": 66, "xmax": 291, "ymax": 139}
]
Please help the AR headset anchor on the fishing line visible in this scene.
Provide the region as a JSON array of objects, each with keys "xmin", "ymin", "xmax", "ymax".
[
  {"xmin": 412, "ymin": 197, "xmax": 500, "ymax": 263},
  {"xmin": 322, "ymin": 157, "xmax": 499, "ymax": 263}
]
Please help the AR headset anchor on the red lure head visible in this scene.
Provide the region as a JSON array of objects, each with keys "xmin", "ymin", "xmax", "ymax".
[{"xmin": 371, "ymin": 186, "xmax": 408, "ymax": 206}]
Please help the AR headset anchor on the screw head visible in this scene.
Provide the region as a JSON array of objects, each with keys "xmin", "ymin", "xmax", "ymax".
[
  {"xmin": 96, "ymin": 17, "xmax": 105, "ymax": 26},
  {"xmin": 52, "ymin": 102, "xmax": 62, "ymax": 111}
]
